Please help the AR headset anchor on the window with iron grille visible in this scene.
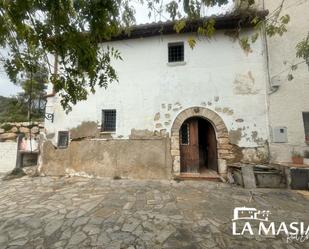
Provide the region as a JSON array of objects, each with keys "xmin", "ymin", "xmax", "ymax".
[
  {"xmin": 168, "ymin": 42, "xmax": 184, "ymax": 63},
  {"xmin": 303, "ymin": 112, "xmax": 309, "ymax": 143},
  {"xmin": 180, "ymin": 123, "xmax": 189, "ymax": 145},
  {"xmin": 101, "ymin": 109, "xmax": 116, "ymax": 132},
  {"xmin": 58, "ymin": 131, "xmax": 69, "ymax": 149}
]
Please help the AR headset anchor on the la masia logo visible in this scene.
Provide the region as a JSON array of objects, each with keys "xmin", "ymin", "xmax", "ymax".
[{"xmin": 232, "ymin": 207, "xmax": 309, "ymax": 243}]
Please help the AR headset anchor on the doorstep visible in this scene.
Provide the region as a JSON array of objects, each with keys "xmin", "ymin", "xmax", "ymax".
[{"xmin": 175, "ymin": 170, "xmax": 223, "ymax": 182}]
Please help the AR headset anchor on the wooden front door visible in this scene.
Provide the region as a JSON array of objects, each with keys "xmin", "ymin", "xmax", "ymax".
[
  {"xmin": 180, "ymin": 119, "xmax": 199, "ymax": 173},
  {"xmin": 180, "ymin": 118, "xmax": 218, "ymax": 173}
]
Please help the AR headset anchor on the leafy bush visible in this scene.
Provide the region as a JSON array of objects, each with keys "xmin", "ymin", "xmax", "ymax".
[{"xmin": 0, "ymin": 123, "xmax": 13, "ymax": 131}]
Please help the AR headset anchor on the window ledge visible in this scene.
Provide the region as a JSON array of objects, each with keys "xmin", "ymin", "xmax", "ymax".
[
  {"xmin": 167, "ymin": 61, "xmax": 186, "ymax": 67},
  {"xmin": 100, "ymin": 131, "xmax": 116, "ymax": 134}
]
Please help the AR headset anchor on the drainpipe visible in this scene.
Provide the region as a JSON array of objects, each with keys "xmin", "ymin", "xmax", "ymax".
[
  {"xmin": 262, "ymin": 0, "xmax": 277, "ymax": 164},
  {"xmin": 262, "ymin": 0, "xmax": 280, "ymax": 95}
]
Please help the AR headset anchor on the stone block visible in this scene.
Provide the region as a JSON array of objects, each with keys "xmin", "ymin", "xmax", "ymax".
[
  {"xmin": 174, "ymin": 114, "xmax": 184, "ymax": 124},
  {"xmin": 20, "ymin": 127, "xmax": 30, "ymax": 133},
  {"xmin": 241, "ymin": 165, "xmax": 256, "ymax": 189},
  {"xmin": 171, "ymin": 129, "xmax": 179, "ymax": 137},
  {"xmin": 200, "ymin": 108, "xmax": 212, "ymax": 118},
  {"xmin": 171, "ymin": 141, "xmax": 179, "ymax": 150},
  {"xmin": 173, "ymin": 156, "xmax": 180, "ymax": 173},
  {"xmin": 217, "ymin": 132, "xmax": 229, "ymax": 139},
  {"xmin": 174, "ymin": 117, "xmax": 183, "ymax": 127},
  {"xmin": 171, "ymin": 150, "xmax": 180, "ymax": 156},
  {"xmin": 212, "ymin": 116, "xmax": 222, "ymax": 126},
  {"xmin": 206, "ymin": 111, "xmax": 218, "ymax": 121},
  {"xmin": 155, "ymin": 123, "xmax": 163, "ymax": 129},
  {"xmin": 218, "ymin": 138, "xmax": 229, "ymax": 144},
  {"xmin": 218, "ymin": 159, "xmax": 227, "ymax": 174},
  {"xmin": 218, "ymin": 149, "xmax": 230, "ymax": 154},
  {"xmin": 154, "ymin": 112, "xmax": 160, "ymax": 121},
  {"xmin": 216, "ymin": 122, "xmax": 227, "ymax": 131},
  {"xmin": 10, "ymin": 127, "xmax": 19, "ymax": 133},
  {"xmin": 0, "ymin": 133, "xmax": 17, "ymax": 140},
  {"xmin": 219, "ymin": 144, "xmax": 233, "ymax": 150},
  {"xmin": 171, "ymin": 135, "xmax": 179, "ymax": 144},
  {"xmin": 218, "ymin": 153, "xmax": 231, "ymax": 159},
  {"xmin": 218, "ymin": 152, "xmax": 234, "ymax": 160},
  {"xmin": 31, "ymin": 126, "xmax": 40, "ymax": 134}
]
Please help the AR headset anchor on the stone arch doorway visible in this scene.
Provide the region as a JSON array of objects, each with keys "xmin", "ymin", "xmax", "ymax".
[
  {"xmin": 179, "ymin": 117, "xmax": 218, "ymax": 173},
  {"xmin": 171, "ymin": 107, "xmax": 230, "ymax": 176}
]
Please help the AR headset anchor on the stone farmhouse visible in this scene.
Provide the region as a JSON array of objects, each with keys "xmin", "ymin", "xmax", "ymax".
[{"xmin": 38, "ymin": 1, "xmax": 309, "ymax": 180}]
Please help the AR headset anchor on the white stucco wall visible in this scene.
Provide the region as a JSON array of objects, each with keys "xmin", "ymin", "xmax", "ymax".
[
  {"xmin": 45, "ymin": 30, "xmax": 269, "ymax": 149},
  {"xmin": 0, "ymin": 142, "xmax": 17, "ymax": 173},
  {"xmin": 265, "ymin": 0, "xmax": 309, "ymax": 163}
]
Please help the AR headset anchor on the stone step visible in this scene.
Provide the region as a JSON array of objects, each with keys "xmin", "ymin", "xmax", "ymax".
[{"xmin": 175, "ymin": 173, "xmax": 223, "ymax": 182}]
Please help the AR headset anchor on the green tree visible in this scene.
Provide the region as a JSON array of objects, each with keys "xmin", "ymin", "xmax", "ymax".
[
  {"xmin": 19, "ymin": 66, "xmax": 48, "ymax": 121},
  {"xmin": 0, "ymin": 0, "xmax": 132, "ymax": 111},
  {"xmin": 1, "ymin": 47, "xmax": 48, "ymax": 121},
  {"xmin": 0, "ymin": 95, "xmax": 28, "ymax": 122},
  {"xmin": 0, "ymin": 0, "xmax": 308, "ymax": 112}
]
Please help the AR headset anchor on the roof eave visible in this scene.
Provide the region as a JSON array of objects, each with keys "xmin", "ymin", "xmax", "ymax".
[{"xmin": 108, "ymin": 10, "xmax": 269, "ymax": 42}]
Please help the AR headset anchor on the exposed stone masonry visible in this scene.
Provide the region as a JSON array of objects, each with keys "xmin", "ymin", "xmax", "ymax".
[
  {"xmin": 0, "ymin": 122, "xmax": 44, "ymax": 142},
  {"xmin": 171, "ymin": 107, "xmax": 234, "ymax": 175}
]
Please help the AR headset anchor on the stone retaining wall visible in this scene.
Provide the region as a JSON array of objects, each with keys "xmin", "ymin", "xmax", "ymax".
[{"xmin": 0, "ymin": 122, "xmax": 44, "ymax": 142}]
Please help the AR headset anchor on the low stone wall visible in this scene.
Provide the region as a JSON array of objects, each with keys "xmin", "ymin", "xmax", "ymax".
[
  {"xmin": 40, "ymin": 138, "xmax": 172, "ymax": 179},
  {"xmin": 0, "ymin": 122, "xmax": 44, "ymax": 142}
]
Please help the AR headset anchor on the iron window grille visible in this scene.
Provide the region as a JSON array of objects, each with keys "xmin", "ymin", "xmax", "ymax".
[
  {"xmin": 101, "ymin": 109, "xmax": 116, "ymax": 132},
  {"xmin": 180, "ymin": 123, "xmax": 189, "ymax": 145},
  {"xmin": 58, "ymin": 131, "xmax": 69, "ymax": 149},
  {"xmin": 168, "ymin": 42, "xmax": 184, "ymax": 63},
  {"xmin": 303, "ymin": 112, "xmax": 309, "ymax": 143}
]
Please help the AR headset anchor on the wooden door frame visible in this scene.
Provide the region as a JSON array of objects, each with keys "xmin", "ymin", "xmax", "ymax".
[{"xmin": 170, "ymin": 107, "xmax": 230, "ymax": 176}]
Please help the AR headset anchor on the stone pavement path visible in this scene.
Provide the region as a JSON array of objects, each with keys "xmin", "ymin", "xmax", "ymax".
[{"xmin": 0, "ymin": 176, "xmax": 308, "ymax": 249}]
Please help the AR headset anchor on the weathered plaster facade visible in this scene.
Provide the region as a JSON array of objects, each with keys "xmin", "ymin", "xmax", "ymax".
[
  {"xmin": 0, "ymin": 142, "xmax": 17, "ymax": 173},
  {"xmin": 43, "ymin": 28, "xmax": 270, "ymax": 178},
  {"xmin": 264, "ymin": 0, "xmax": 309, "ymax": 163},
  {"xmin": 40, "ymin": 137, "xmax": 172, "ymax": 179}
]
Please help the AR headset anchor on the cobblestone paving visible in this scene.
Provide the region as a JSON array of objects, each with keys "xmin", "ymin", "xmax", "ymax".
[{"xmin": 0, "ymin": 176, "xmax": 308, "ymax": 249}]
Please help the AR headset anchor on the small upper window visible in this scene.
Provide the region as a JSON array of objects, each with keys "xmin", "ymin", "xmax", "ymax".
[
  {"xmin": 58, "ymin": 131, "xmax": 69, "ymax": 149},
  {"xmin": 168, "ymin": 42, "xmax": 184, "ymax": 63},
  {"xmin": 303, "ymin": 112, "xmax": 309, "ymax": 143},
  {"xmin": 101, "ymin": 109, "xmax": 116, "ymax": 132}
]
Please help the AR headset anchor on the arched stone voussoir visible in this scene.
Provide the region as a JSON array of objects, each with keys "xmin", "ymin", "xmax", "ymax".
[
  {"xmin": 170, "ymin": 107, "xmax": 230, "ymax": 175},
  {"xmin": 171, "ymin": 107, "xmax": 228, "ymax": 133}
]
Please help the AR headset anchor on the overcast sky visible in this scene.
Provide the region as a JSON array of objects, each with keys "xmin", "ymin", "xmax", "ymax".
[{"xmin": 0, "ymin": 0, "xmax": 233, "ymax": 97}]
